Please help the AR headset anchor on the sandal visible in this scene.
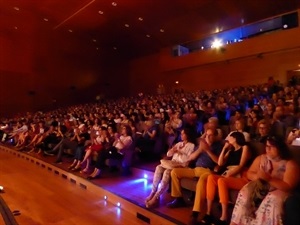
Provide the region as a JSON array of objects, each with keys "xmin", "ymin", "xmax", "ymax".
[{"xmin": 145, "ymin": 196, "xmax": 159, "ymax": 209}]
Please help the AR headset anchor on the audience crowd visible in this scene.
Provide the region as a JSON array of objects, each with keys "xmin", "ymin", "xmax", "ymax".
[{"xmin": 1, "ymin": 77, "xmax": 300, "ymax": 225}]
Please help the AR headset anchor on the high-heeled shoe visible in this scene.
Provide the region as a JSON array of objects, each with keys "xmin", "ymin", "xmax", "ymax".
[
  {"xmin": 145, "ymin": 196, "xmax": 159, "ymax": 209},
  {"xmin": 87, "ymin": 174, "xmax": 100, "ymax": 180},
  {"xmin": 87, "ymin": 170, "xmax": 101, "ymax": 180}
]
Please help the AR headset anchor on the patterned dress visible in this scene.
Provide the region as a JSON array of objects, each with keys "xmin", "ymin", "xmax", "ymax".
[{"xmin": 231, "ymin": 154, "xmax": 288, "ymax": 225}]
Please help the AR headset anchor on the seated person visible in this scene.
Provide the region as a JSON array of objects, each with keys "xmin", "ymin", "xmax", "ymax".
[
  {"xmin": 201, "ymin": 117, "xmax": 223, "ymax": 141},
  {"xmin": 252, "ymin": 119, "xmax": 270, "ymax": 144},
  {"xmin": 46, "ymin": 124, "xmax": 90, "ymax": 164},
  {"xmin": 136, "ymin": 119, "xmax": 158, "ymax": 158},
  {"xmin": 79, "ymin": 127, "xmax": 109, "ymax": 173},
  {"xmin": 203, "ymin": 131, "xmax": 251, "ymax": 225},
  {"xmin": 167, "ymin": 128, "xmax": 222, "ymax": 225},
  {"xmin": 230, "ymin": 136, "xmax": 299, "ymax": 225},
  {"xmin": 34, "ymin": 122, "xmax": 62, "ymax": 154},
  {"xmin": 87, "ymin": 125, "xmax": 133, "ymax": 179},
  {"xmin": 226, "ymin": 118, "xmax": 250, "ymax": 142},
  {"xmin": 286, "ymin": 128, "xmax": 300, "ymax": 146},
  {"xmin": 145, "ymin": 128, "xmax": 196, "ymax": 209}
]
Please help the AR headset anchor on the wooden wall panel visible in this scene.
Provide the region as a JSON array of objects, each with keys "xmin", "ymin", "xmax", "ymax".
[{"xmin": 129, "ymin": 27, "xmax": 300, "ymax": 95}]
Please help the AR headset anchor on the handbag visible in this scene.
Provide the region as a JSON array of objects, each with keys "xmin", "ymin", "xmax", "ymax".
[
  {"xmin": 245, "ymin": 179, "xmax": 270, "ymax": 217},
  {"xmin": 160, "ymin": 159, "xmax": 183, "ymax": 170},
  {"xmin": 222, "ymin": 165, "xmax": 241, "ymax": 178}
]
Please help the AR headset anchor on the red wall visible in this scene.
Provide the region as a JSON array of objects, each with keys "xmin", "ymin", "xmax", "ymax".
[{"xmin": 0, "ymin": 11, "xmax": 112, "ymax": 117}]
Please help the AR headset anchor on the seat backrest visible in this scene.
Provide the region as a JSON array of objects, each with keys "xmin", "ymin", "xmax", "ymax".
[
  {"xmin": 248, "ymin": 141, "xmax": 265, "ymax": 158},
  {"xmin": 288, "ymin": 146, "xmax": 300, "ymax": 167}
]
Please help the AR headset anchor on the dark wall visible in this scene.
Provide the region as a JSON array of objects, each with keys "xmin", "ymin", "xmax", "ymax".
[{"xmin": 0, "ymin": 13, "xmax": 130, "ymax": 117}]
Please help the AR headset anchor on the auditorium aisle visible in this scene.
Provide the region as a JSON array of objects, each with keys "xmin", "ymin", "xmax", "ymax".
[{"xmin": 0, "ymin": 150, "xmax": 149, "ymax": 225}]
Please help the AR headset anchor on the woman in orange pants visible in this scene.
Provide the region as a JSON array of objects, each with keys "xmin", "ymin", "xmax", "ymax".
[{"xmin": 203, "ymin": 131, "xmax": 251, "ymax": 225}]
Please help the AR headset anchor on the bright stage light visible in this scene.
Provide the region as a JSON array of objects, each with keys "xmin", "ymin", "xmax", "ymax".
[
  {"xmin": 144, "ymin": 174, "xmax": 148, "ymax": 179},
  {"xmin": 117, "ymin": 202, "xmax": 121, "ymax": 207},
  {"xmin": 211, "ymin": 39, "xmax": 223, "ymax": 49}
]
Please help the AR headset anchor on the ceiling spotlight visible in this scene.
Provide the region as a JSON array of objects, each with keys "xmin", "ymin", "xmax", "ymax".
[
  {"xmin": 14, "ymin": 26, "xmax": 18, "ymax": 30},
  {"xmin": 112, "ymin": 2, "xmax": 117, "ymax": 6},
  {"xmin": 259, "ymin": 28, "xmax": 263, "ymax": 32},
  {"xmin": 283, "ymin": 24, "xmax": 288, "ymax": 29},
  {"xmin": 93, "ymin": 39, "xmax": 97, "ymax": 42},
  {"xmin": 96, "ymin": 47, "xmax": 99, "ymax": 50},
  {"xmin": 211, "ymin": 39, "xmax": 223, "ymax": 49},
  {"xmin": 0, "ymin": 186, "xmax": 4, "ymax": 192},
  {"xmin": 68, "ymin": 29, "xmax": 73, "ymax": 33},
  {"xmin": 124, "ymin": 24, "xmax": 129, "ymax": 28},
  {"xmin": 138, "ymin": 17, "xmax": 143, "ymax": 21},
  {"xmin": 201, "ymin": 46, "xmax": 204, "ymax": 50},
  {"xmin": 160, "ymin": 29, "xmax": 164, "ymax": 33},
  {"xmin": 43, "ymin": 18, "xmax": 49, "ymax": 22},
  {"xmin": 13, "ymin": 7, "xmax": 20, "ymax": 11},
  {"xmin": 113, "ymin": 47, "xmax": 117, "ymax": 50},
  {"xmin": 98, "ymin": 10, "xmax": 104, "ymax": 15},
  {"xmin": 146, "ymin": 34, "xmax": 150, "ymax": 38}
]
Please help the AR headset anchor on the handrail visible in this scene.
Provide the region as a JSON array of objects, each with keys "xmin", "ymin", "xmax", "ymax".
[{"xmin": 0, "ymin": 195, "xmax": 18, "ymax": 225}]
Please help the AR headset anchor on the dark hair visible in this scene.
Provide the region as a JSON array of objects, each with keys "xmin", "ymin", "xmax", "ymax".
[
  {"xmin": 107, "ymin": 125, "xmax": 117, "ymax": 133},
  {"xmin": 51, "ymin": 121, "xmax": 59, "ymax": 127},
  {"xmin": 266, "ymin": 136, "xmax": 291, "ymax": 159},
  {"xmin": 100, "ymin": 126, "xmax": 107, "ymax": 131},
  {"xmin": 230, "ymin": 131, "xmax": 246, "ymax": 146},
  {"xmin": 182, "ymin": 127, "xmax": 197, "ymax": 145},
  {"xmin": 123, "ymin": 125, "xmax": 132, "ymax": 137},
  {"xmin": 60, "ymin": 125, "xmax": 68, "ymax": 134}
]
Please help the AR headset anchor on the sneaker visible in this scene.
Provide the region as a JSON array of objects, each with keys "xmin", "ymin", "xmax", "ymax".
[{"xmin": 166, "ymin": 197, "xmax": 186, "ymax": 208}]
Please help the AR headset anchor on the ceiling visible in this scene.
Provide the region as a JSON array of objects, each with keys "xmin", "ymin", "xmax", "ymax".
[{"xmin": 0, "ymin": 0, "xmax": 300, "ymax": 62}]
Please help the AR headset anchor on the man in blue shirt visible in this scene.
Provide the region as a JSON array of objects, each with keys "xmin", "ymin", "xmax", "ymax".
[{"xmin": 167, "ymin": 128, "xmax": 222, "ymax": 225}]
